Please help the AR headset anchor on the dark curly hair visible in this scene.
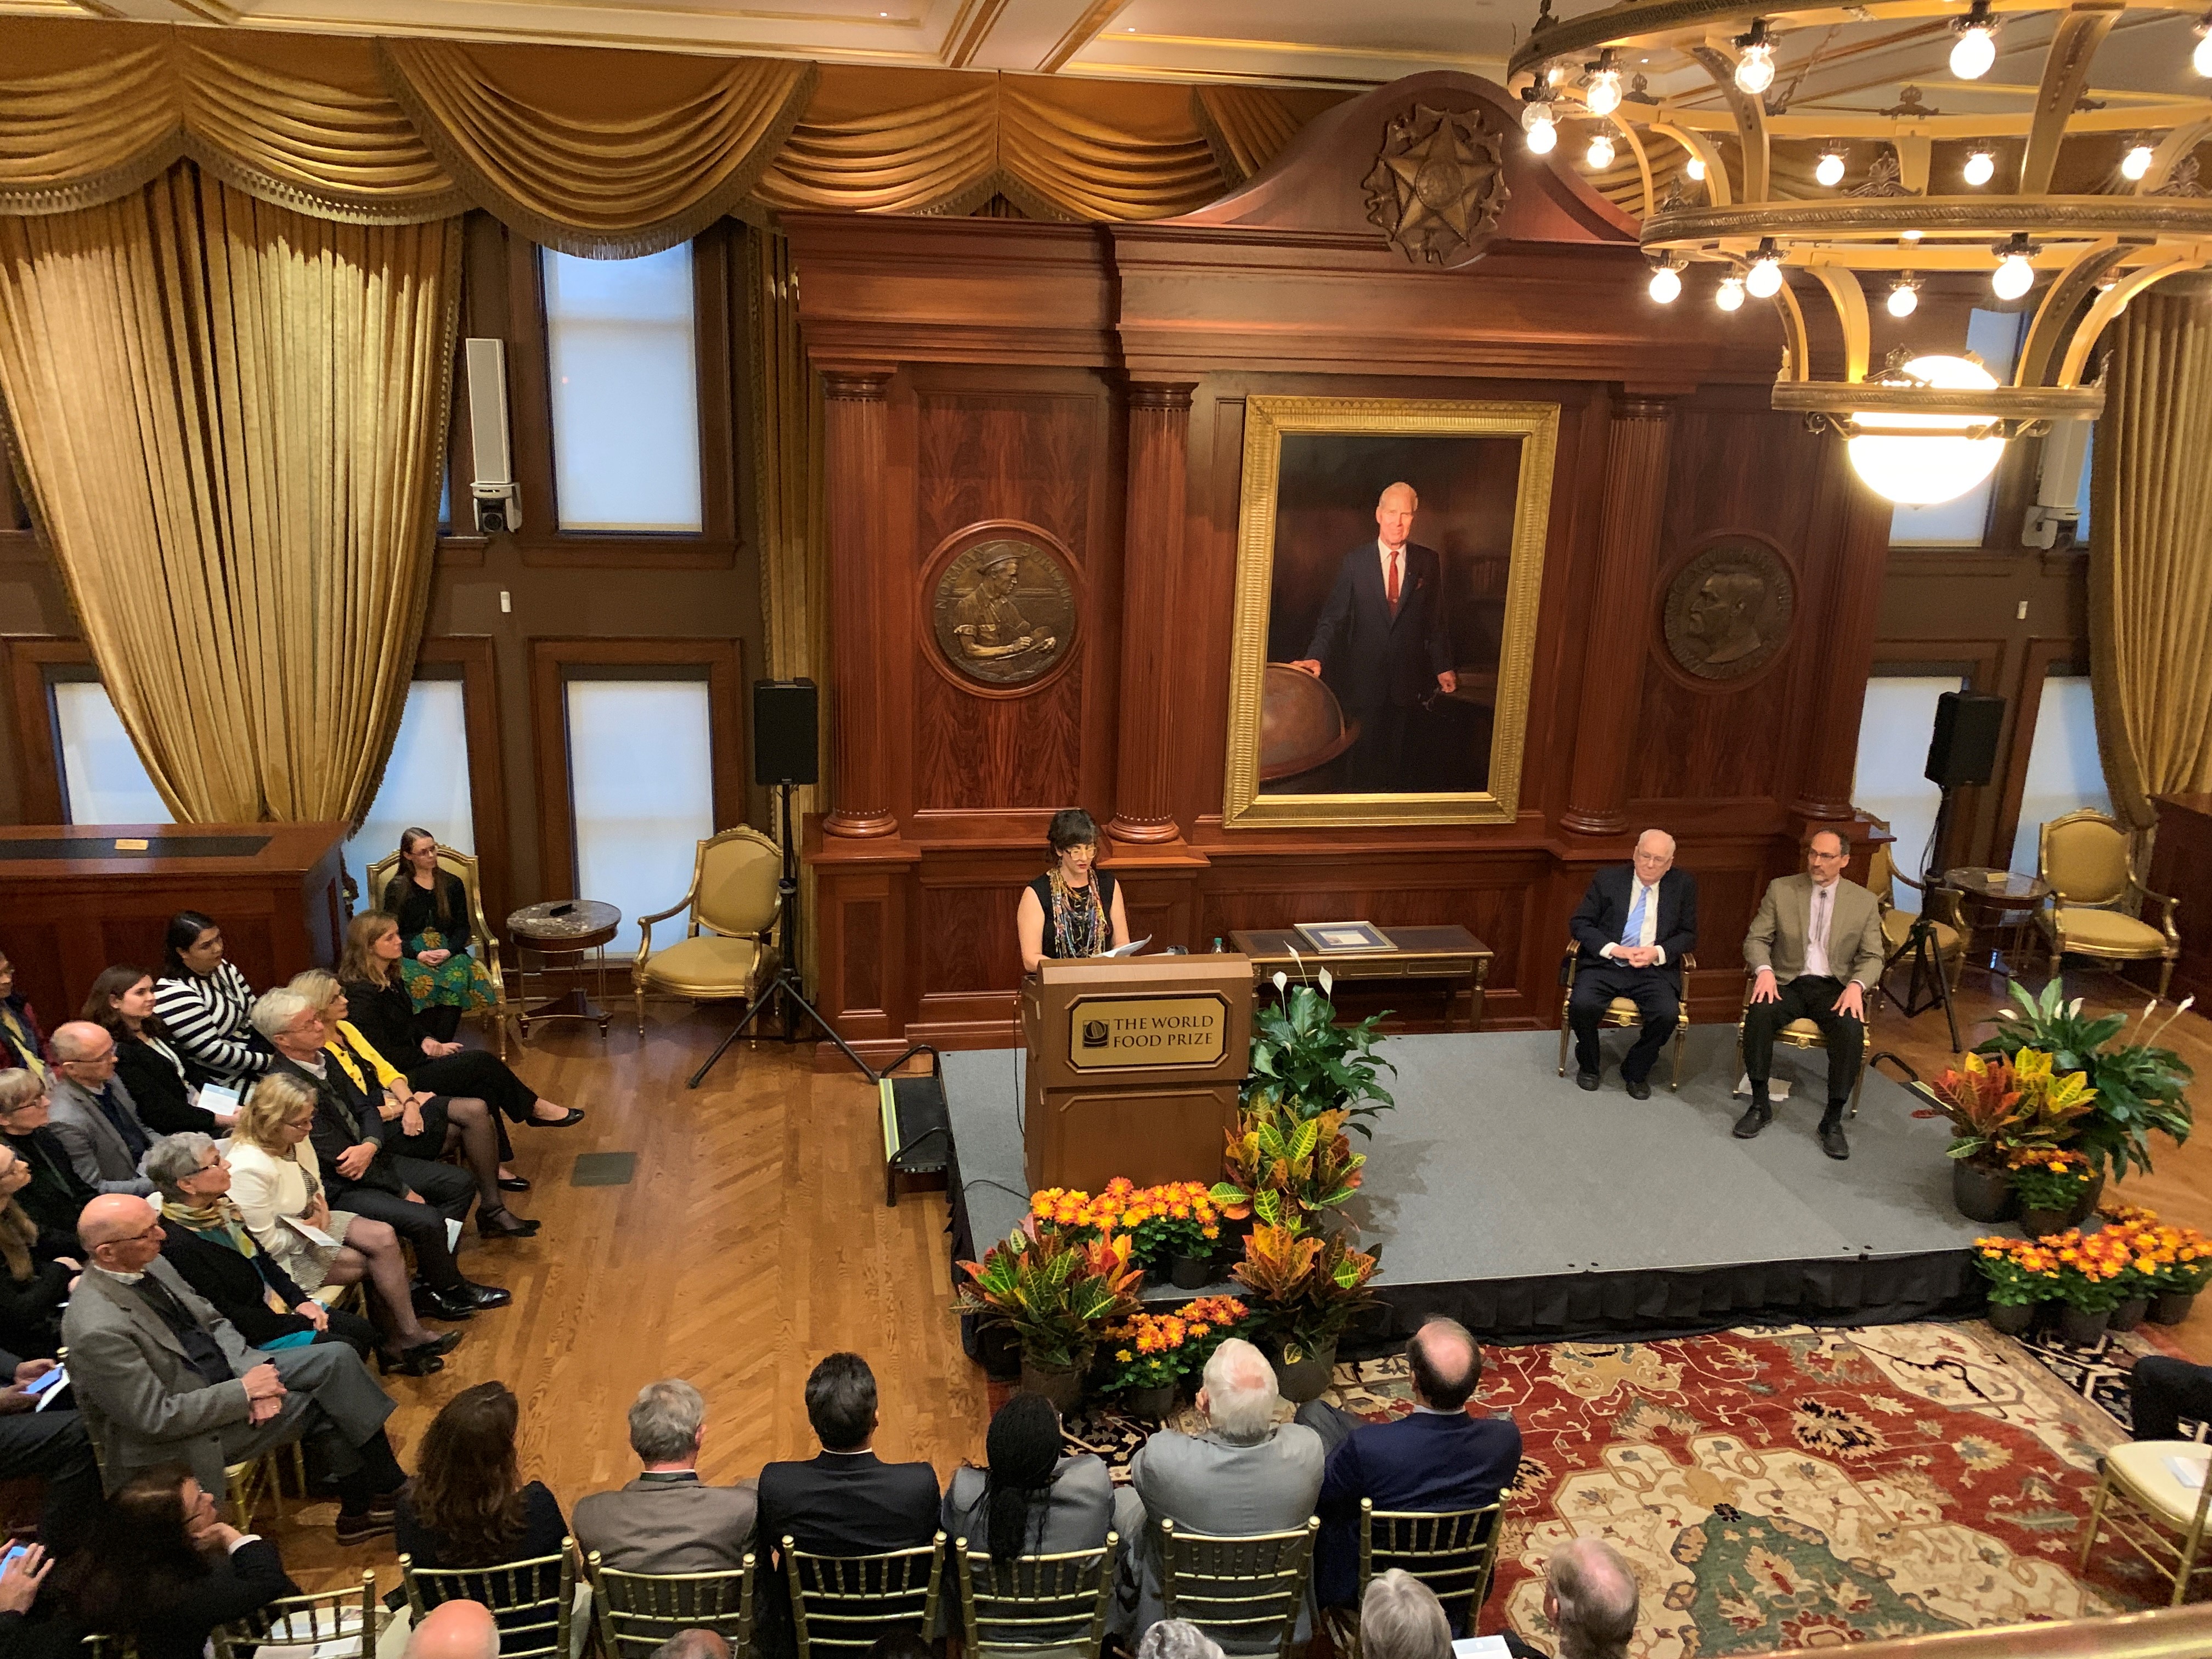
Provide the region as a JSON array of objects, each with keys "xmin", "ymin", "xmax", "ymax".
[{"xmin": 410, "ymin": 1381, "xmax": 529, "ymax": 1566}]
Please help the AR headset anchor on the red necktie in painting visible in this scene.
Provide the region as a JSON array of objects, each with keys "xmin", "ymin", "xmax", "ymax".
[{"xmin": 1386, "ymin": 550, "xmax": 1401, "ymax": 614}]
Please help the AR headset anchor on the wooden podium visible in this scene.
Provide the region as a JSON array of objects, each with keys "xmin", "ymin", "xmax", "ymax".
[{"xmin": 1020, "ymin": 955, "xmax": 1252, "ymax": 1193}]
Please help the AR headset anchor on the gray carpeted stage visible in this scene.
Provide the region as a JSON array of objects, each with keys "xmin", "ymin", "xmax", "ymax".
[{"xmin": 943, "ymin": 1025, "xmax": 1991, "ymax": 1344}]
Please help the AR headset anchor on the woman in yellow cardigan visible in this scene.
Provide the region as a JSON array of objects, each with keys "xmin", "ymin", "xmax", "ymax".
[{"xmin": 286, "ymin": 971, "xmax": 539, "ymax": 1240}]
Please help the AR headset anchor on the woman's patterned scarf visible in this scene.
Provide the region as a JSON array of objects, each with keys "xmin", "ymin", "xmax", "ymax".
[{"xmin": 1046, "ymin": 868, "xmax": 1108, "ymax": 958}]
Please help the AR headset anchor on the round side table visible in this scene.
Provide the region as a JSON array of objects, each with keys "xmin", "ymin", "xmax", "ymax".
[
  {"xmin": 1941, "ymin": 867, "xmax": 2053, "ymax": 978},
  {"xmin": 506, "ymin": 900, "xmax": 621, "ymax": 1037}
]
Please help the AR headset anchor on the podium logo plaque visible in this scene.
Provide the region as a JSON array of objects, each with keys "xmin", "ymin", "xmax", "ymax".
[{"xmin": 1064, "ymin": 994, "xmax": 1232, "ymax": 1071}]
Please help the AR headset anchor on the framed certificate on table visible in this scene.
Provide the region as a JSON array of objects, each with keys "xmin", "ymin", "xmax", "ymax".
[{"xmin": 1295, "ymin": 921, "xmax": 1395, "ymax": 955}]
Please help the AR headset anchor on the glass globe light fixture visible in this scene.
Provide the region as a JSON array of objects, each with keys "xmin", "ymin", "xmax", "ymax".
[
  {"xmin": 1964, "ymin": 150, "xmax": 1996, "ymax": 186},
  {"xmin": 1745, "ymin": 253, "xmax": 1785, "ymax": 298},
  {"xmin": 1847, "ymin": 355, "xmax": 2007, "ymax": 504},
  {"xmin": 1992, "ymin": 249, "xmax": 2035, "ymax": 300},
  {"xmin": 1526, "ymin": 116, "xmax": 1558, "ymax": 154},
  {"xmin": 1586, "ymin": 132, "xmax": 1616, "ymax": 169},
  {"xmin": 1886, "ymin": 275, "xmax": 1920, "ymax": 318},
  {"xmin": 1586, "ymin": 66, "xmax": 1623, "ymax": 116},
  {"xmin": 1815, "ymin": 149, "xmax": 1845, "ymax": 187},
  {"xmin": 1716, "ymin": 275, "xmax": 1747, "ymax": 311},
  {"xmin": 1649, "ymin": 265, "xmax": 1682, "ymax": 304},
  {"xmin": 1950, "ymin": 21, "xmax": 1997, "ymax": 78},
  {"xmin": 1735, "ymin": 40, "xmax": 1776, "ymax": 94},
  {"xmin": 2121, "ymin": 144, "xmax": 2154, "ymax": 180}
]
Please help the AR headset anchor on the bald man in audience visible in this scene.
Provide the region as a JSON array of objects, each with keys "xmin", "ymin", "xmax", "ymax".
[
  {"xmin": 1300, "ymin": 1319, "xmax": 1522, "ymax": 1613},
  {"xmin": 44, "ymin": 1022, "xmax": 156, "ymax": 1195},
  {"xmin": 405, "ymin": 1600, "xmax": 501, "ymax": 1659},
  {"xmin": 1508, "ymin": 1538, "xmax": 1640, "ymax": 1659}
]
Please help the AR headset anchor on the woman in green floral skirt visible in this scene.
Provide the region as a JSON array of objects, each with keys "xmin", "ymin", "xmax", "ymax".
[{"xmin": 381, "ymin": 827, "xmax": 498, "ymax": 1041}]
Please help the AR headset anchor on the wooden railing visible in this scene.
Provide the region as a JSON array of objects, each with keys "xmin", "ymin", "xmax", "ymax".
[{"xmin": 1768, "ymin": 1604, "xmax": 2212, "ymax": 1658}]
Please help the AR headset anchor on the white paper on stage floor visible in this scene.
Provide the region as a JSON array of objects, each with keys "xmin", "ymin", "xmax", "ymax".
[
  {"xmin": 1105, "ymin": 937, "xmax": 1152, "ymax": 958},
  {"xmin": 280, "ymin": 1214, "xmax": 338, "ymax": 1248},
  {"xmin": 1452, "ymin": 1639, "xmax": 1511, "ymax": 1658},
  {"xmin": 2168, "ymin": 1454, "xmax": 2209, "ymax": 1489},
  {"xmin": 1733, "ymin": 1074, "xmax": 1791, "ymax": 1100}
]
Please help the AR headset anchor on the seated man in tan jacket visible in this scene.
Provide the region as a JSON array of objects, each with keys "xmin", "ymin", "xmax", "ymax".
[
  {"xmin": 572, "ymin": 1378, "xmax": 757, "ymax": 1573},
  {"xmin": 1737, "ymin": 828, "xmax": 1887, "ymax": 1161}
]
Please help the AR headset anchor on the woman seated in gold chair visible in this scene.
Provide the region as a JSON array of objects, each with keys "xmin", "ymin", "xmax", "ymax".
[
  {"xmin": 382, "ymin": 828, "xmax": 500, "ymax": 1042},
  {"xmin": 1015, "ymin": 809, "xmax": 1131, "ymax": 975}
]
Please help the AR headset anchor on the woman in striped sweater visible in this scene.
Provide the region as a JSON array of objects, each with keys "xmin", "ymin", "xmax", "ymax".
[{"xmin": 152, "ymin": 912, "xmax": 269, "ymax": 1092}]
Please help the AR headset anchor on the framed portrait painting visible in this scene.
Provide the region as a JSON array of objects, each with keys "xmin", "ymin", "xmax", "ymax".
[{"xmin": 1222, "ymin": 396, "xmax": 1558, "ymax": 827}]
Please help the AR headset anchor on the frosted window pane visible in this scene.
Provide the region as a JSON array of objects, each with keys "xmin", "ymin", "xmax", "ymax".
[
  {"xmin": 1853, "ymin": 675, "xmax": 1963, "ymax": 912},
  {"xmin": 346, "ymin": 681, "xmax": 475, "ymax": 893},
  {"xmin": 543, "ymin": 245, "xmax": 702, "ymax": 533},
  {"xmin": 567, "ymin": 681, "xmax": 716, "ymax": 958},
  {"xmin": 1889, "ymin": 309, "xmax": 2026, "ymax": 546},
  {"xmin": 52, "ymin": 683, "xmax": 171, "ymax": 827},
  {"xmin": 2010, "ymin": 676, "xmax": 2111, "ymax": 874}
]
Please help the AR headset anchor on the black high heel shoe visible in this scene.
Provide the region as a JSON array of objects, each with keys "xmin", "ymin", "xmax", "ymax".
[
  {"xmin": 478, "ymin": 1206, "xmax": 542, "ymax": 1239},
  {"xmin": 376, "ymin": 1343, "xmax": 449, "ymax": 1377},
  {"xmin": 526, "ymin": 1107, "xmax": 585, "ymax": 1128},
  {"xmin": 498, "ymin": 1174, "xmax": 531, "ymax": 1192}
]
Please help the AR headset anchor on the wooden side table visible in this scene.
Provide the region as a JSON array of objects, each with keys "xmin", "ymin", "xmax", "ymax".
[
  {"xmin": 1940, "ymin": 868, "xmax": 2052, "ymax": 977},
  {"xmin": 1227, "ymin": 925, "xmax": 1491, "ymax": 1031},
  {"xmin": 506, "ymin": 899, "xmax": 620, "ymax": 1036}
]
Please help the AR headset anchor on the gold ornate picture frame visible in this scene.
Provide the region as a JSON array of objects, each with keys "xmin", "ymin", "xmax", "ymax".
[{"xmin": 1223, "ymin": 396, "xmax": 1558, "ymax": 828}]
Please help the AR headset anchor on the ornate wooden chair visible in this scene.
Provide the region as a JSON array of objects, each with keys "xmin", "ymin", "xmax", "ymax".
[
  {"xmin": 2035, "ymin": 808, "xmax": 2181, "ymax": 998},
  {"xmin": 401, "ymin": 1539, "xmax": 579, "ymax": 1659},
  {"xmin": 2079, "ymin": 1441, "xmax": 2212, "ymax": 1605},
  {"xmin": 1158, "ymin": 1517, "xmax": 1318, "ymax": 1659},
  {"xmin": 633, "ymin": 827, "xmax": 782, "ymax": 1037},
  {"xmin": 785, "ymin": 1533, "xmax": 944, "ymax": 1659},
  {"xmin": 364, "ymin": 843, "xmax": 515, "ymax": 1058},
  {"xmin": 952, "ymin": 1534, "xmax": 1119, "ymax": 1659},
  {"xmin": 214, "ymin": 1571, "xmax": 383, "ymax": 1659},
  {"xmin": 588, "ymin": 1553, "xmax": 754, "ymax": 1659},
  {"xmin": 1556, "ymin": 945, "xmax": 1696, "ymax": 1092}
]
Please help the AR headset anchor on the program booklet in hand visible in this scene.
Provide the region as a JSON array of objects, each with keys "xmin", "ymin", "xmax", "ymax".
[
  {"xmin": 196, "ymin": 1083, "xmax": 242, "ymax": 1125},
  {"xmin": 280, "ymin": 1214, "xmax": 338, "ymax": 1249}
]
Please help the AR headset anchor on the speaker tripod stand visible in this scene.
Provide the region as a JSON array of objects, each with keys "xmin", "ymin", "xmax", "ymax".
[{"xmin": 1877, "ymin": 786, "xmax": 1962, "ymax": 1053}]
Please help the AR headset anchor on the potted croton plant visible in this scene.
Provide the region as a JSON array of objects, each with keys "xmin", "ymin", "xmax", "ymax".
[
  {"xmin": 955, "ymin": 1216, "xmax": 1143, "ymax": 1410},
  {"xmin": 1927, "ymin": 1049, "xmax": 2094, "ymax": 1222},
  {"xmin": 1230, "ymin": 1222, "xmax": 1380, "ymax": 1403}
]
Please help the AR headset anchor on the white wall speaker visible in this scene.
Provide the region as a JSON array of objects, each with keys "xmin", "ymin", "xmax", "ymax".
[{"xmin": 464, "ymin": 337, "xmax": 521, "ymax": 535}]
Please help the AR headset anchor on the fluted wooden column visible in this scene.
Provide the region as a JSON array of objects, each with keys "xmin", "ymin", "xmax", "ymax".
[
  {"xmin": 1562, "ymin": 394, "xmax": 1677, "ymax": 837},
  {"xmin": 821, "ymin": 366, "xmax": 899, "ymax": 839},
  {"xmin": 1791, "ymin": 447, "xmax": 1893, "ymax": 821},
  {"xmin": 1108, "ymin": 379, "xmax": 1199, "ymax": 848}
]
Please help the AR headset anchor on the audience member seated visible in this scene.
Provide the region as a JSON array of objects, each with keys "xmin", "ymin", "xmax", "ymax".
[
  {"xmin": 1301, "ymin": 1319, "xmax": 1522, "ymax": 1610},
  {"xmin": 341, "ymin": 912, "xmax": 585, "ymax": 1141},
  {"xmin": 1359, "ymin": 1570, "xmax": 1452, "ymax": 1659},
  {"xmin": 0, "ymin": 953, "xmax": 47, "ymax": 1080},
  {"xmin": 0, "ymin": 1145, "xmax": 79, "ymax": 1359},
  {"xmin": 54, "ymin": 1465, "xmax": 300, "ymax": 1659},
  {"xmin": 2120, "ymin": 1350, "xmax": 2212, "ymax": 1440},
  {"xmin": 1506, "ymin": 1538, "xmax": 1638, "ymax": 1659},
  {"xmin": 405, "ymin": 1599, "xmax": 503, "ymax": 1659},
  {"xmin": 574, "ymin": 1377, "xmax": 757, "ymax": 1573},
  {"xmin": 383, "ymin": 830, "xmax": 502, "ymax": 1043},
  {"xmin": 944, "ymin": 1391, "xmax": 1112, "ymax": 1561},
  {"xmin": 145, "ymin": 1132, "xmax": 378, "ymax": 1361},
  {"xmin": 63, "ymin": 1193, "xmax": 409, "ymax": 1544},
  {"xmin": 0, "ymin": 1345, "xmax": 101, "ymax": 1551},
  {"xmin": 0, "ymin": 1071, "xmax": 98, "ymax": 1238},
  {"xmin": 1135, "ymin": 1620, "xmax": 1226, "ymax": 1659},
  {"xmin": 43, "ymin": 1022, "xmax": 157, "ymax": 1197},
  {"xmin": 0, "ymin": 1541, "xmax": 60, "ymax": 1659},
  {"xmin": 153, "ymin": 914, "xmax": 271, "ymax": 1093},
  {"xmin": 226, "ymin": 1075, "xmax": 462, "ymax": 1375},
  {"xmin": 251, "ymin": 989, "xmax": 507, "ymax": 1319},
  {"xmin": 290, "ymin": 972, "xmax": 537, "ymax": 1238},
  {"xmin": 1122, "ymin": 1336, "xmax": 1325, "ymax": 1645},
  {"xmin": 757, "ymin": 1352, "xmax": 940, "ymax": 1558},
  {"xmin": 82, "ymin": 965, "xmax": 227, "ymax": 1136}
]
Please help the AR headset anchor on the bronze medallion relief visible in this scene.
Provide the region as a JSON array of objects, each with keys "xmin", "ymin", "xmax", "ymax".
[
  {"xmin": 930, "ymin": 538, "xmax": 1076, "ymax": 689},
  {"xmin": 1363, "ymin": 104, "xmax": 1510, "ymax": 266},
  {"xmin": 1663, "ymin": 539, "xmax": 1796, "ymax": 681}
]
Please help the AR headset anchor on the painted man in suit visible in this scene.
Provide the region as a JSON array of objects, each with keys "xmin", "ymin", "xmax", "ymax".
[
  {"xmin": 574, "ymin": 1376, "xmax": 757, "ymax": 1573},
  {"xmin": 60, "ymin": 1193, "xmax": 407, "ymax": 1544},
  {"xmin": 1737, "ymin": 828, "xmax": 1888, "ymax": 1160},
  {"xmin": 44, "ymin": 1022, "xmax": 156, "ymax": 1196},
  {"xmin": 1567, "ymin": 831, "xmax": 1699, "ymax": 1100},
  {"xmin": 1290, "ymin": 482, "xmax": 1456, "ymax": 792}
]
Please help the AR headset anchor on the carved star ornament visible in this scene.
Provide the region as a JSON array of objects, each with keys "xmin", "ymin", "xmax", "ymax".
[{"xmin": 1363, "ymin": 105, "xmax": 1511, "ymax": 265}]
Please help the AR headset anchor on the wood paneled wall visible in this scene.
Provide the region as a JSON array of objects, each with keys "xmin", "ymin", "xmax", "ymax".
[{"xmin": 790, "ymin": 73, "xmax": 1901, "ymax": 1053}]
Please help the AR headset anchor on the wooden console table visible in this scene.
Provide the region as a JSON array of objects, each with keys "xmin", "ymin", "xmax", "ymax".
[{"xmin": 1227, "ymin": 925, "xmax": 1491, "ymax": 1031}]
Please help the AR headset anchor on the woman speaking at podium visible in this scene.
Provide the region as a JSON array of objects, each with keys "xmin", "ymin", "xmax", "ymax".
[{"xmin": 1017, "ymin": 809, "xmax": 1130, "ymax": 974}]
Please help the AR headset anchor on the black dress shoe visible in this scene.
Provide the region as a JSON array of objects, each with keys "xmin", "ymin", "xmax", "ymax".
[
  {"xmin": 1626, "ymin": 1077, "xmax": 1652, "ymax": 1101},
  {"xmin": 459, "ymin": 1280, "xmax": 514, "ymax": 1311},
  {"xmin": 414, "ymin": 1284, "xmax": 473, "ymax": 1322},
  {"xmin": 422, "ymin": 1284, "xmax": 512, "ymax": 1320},
  {"xmin": 1732, "ymin": 1101, "xmax": 1772, "ymax": 1139},
  {"xmin": 1576, "ymin": 1070, "xmax": 1600, "ymax": 1092},
  {"xmin": 497, "ymin": 1174, "xmax": 531, "ymax": 1192},
  {"xmin": 1819, "ymin": 1115, "xmax": 1851, "ymax": 1160},
  {"xmin": 478, "ymin": 1206, "xmax": 542, "ymax": 1239},
  {"xmin": 375, "ymin": 1345, "xmax": 445, "ymax": 1378},
  {"xmin": 526, "ymin": 1107, "xmax": 586, "ymax": 1128},
  {"xmin": 334, "ymin": 1511, "xmax": 396, "ymax": 1546}
]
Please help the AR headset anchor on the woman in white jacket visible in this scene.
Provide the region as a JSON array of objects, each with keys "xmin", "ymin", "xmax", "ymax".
[{"xmin": 226, "ymin": 1073, "xmax": 460, "ymax": 1377}]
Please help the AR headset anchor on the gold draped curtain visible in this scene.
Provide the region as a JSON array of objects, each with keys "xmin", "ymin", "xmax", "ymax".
[
  {"xmin": 0, "ymin": 166, "xmax": 461, "ymax": 822},
  {"xmin": 2090, "ymin": 275, "xmax": 2212, "ymax": 833}
]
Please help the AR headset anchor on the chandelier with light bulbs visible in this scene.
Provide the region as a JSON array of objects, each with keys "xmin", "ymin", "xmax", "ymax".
[{"xmin": 1507, "ymin": 0, "xmax": 2212, "ymax": 501}]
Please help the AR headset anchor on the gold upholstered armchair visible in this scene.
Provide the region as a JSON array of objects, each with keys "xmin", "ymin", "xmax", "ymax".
[
  {"xmin": 1865, "ymin": 817, "xmax": 1966, "ymax": 991},
  {"xmin": 2035, "ymin": 808, "xmax": 2181, "ymax": 999},
  {"xmin": 632, "ymin": 827, "xmax": 782, "ymax": 1036},
  {"xmin": 363, "ymin": 844, "xmax": 514, "ymax": 1059}
]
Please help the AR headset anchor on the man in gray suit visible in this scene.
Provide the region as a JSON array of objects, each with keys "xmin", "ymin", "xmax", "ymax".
[
  {"xmin": 1119, "ymin": 1337, "xmax": 1324, "ymax": 1649},
  {"xmin": 1737, "ymin": 829, "xmax": 1888, "ymax": 1161},
  {"xmin": 573, "ymin": 1378, "xmax": 758, "ymax": 1573},
  {"xmin": 44, "ymin": 1022, "xmax": 155, "ymax": 1195},
  {"xmin": 60, "ymin": 1193, "xmax": 408, "ymax": 1545}
]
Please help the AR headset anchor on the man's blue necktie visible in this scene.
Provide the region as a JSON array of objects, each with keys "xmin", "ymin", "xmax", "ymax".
[{"xmin": 1622, "ymin": 885, "xmax": 1648, "ymax": 950}]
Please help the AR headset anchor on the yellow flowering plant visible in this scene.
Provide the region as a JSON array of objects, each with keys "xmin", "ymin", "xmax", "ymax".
[
  {"xmin": 2034, "ymin": 1226, "xmax": 2144, "ymax": 1313},
  {"xmin": 1098, "ymin": 1295, "xmax": 1253, "ymax": 1393},
  {"xmin": 2097, "ymin": 1204, "xmax": 2212, "ymax": 1296},
  {"xmin": 2006, "ymin": 1146, "xmax": 2096, "ymax": 1212},
  {"xmin": 1972, "ymin": 1235, "xmax": 2064, "ymax": 1307},
  {"xmin": 1127, "ymin": 1182, "xmax": 1225, "ymax": 1268}
]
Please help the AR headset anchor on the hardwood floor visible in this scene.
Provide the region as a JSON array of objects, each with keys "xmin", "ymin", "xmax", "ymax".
[{"xmin": 259, "ymin": 959, "xmax": 2212, "ymax": 1592}]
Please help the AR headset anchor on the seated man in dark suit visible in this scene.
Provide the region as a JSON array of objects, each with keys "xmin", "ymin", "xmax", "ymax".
[
  {"xmin": 1302, "ymin": 1319, "xmax": 1522, "ymax": 1613},
  {"xmin": 2117, "ymin": 1350, "xmax": 2212, "ymax": 1441},
  {"xmin": 1567, "ymin": 831, "xmax": 1697, "ymax": 1101},
  {"xmin": 574, "ymin": 1378, "xmax": 758, "ymax": 1573}
]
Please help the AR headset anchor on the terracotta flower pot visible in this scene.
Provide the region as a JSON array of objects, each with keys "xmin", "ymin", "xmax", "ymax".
[
  {"xmin": 1170, "ymin": 1254, "xmax": 1216, "ymax": 1290},
  {"xmin": 2053, "ymin": 1304, "xmax": 2111, "ymax": 1348},
  {"xmin": 2108, "ymin": 1295, "xmax": 2151, "ymax": 1333},
  {"xmin": 1272, "ymin": 1338, "xmax": 1337, "ymax": 1404},
  {"xmin": 1987, "ymin": 1300, "xmax": 2036, "ymax": 1335},
  {"xmin": 1953, "ymin": 1160, "xmax": 2018, "ymax": 1224},
  {"xmin": 2020, "ymin": 1206, "xmax": 2072, "ymax": 1240},
  {"xmin": 1020, "ymin": 1357, "xmax": 1085, "ymax": 1413},
  {"xmin": 2151, "ymin": 1290, "xmax": 2200, "ymax": 1325}
]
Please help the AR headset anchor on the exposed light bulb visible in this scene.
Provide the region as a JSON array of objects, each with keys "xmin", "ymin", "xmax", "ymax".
[
  {"xmin": 1848, "ymin": 355, "xmax": 2006, "ymax": 504},
  {"xmin": 1547, "ymin": 64, "xmax": 1567, "ymax": 86},
  {"xmin": 1586, "ymin": 133, "xmax": 1616, "ymax": 169},
  {"xmin": 1887, "ymin": 276, "xmax": 1919, "ymax": 318},
  {"xmin": 1815, "ymin": 150, "xmax": 1845, "ymax": 187},
  {"xmin": 1735, "ymin": 40, "xmax": 1776, "ymax": 95},
  {"xmin": 1649, "ymin": 266, "xmax": 1682, "ymax": 304},
  {"xmin": 2196, "ymin": 26, "xmax": 2212, "ymax": 76},
  {"xmin": 1901, "ymin": 228, "xmax": 1923, "ymax": 243},
  {"xmin": 1949, "ymin": 22, "xmax": 1997, "ymax": 79},
  {"xmin": 1964, "ymin": 150, "xmax": 1996, "ymax": 187},
  {"xmin": 1527, "ymin": 117, "xmax": 1558, "ymax": 154},
  {"xmin": 1686, "ymin": 156, "xmax": 1707, "ymax": 181},
  {"xmin": 1586, "ymin": 67, "xmax": 1623, "ymax": 117},
  {"xmin": 2121, "ymin": 143, "xmax": 2154, "ymax": 181},
  {"xmin": 1746, "ymin": 257, "xmax": 1784, "ymax": 299},
  {"xmin": 1716, "ymin": 275, "xmax": 1747, "ymax": 312},
  {"xmin": 1993, "ymin": 251, "xmax": 2035, "ymax": 301}
]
